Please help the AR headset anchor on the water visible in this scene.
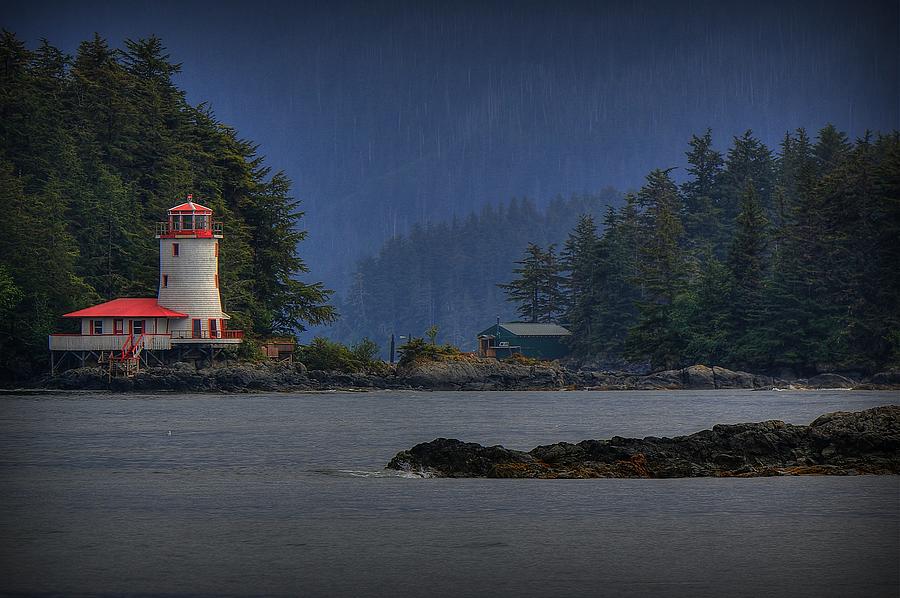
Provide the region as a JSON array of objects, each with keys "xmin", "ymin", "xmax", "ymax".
[{"xmin": 1, "ymin": 389, "xmax": 898, "ymax": 597}]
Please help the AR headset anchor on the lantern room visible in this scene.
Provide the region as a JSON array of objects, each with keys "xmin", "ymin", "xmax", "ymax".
[{"xmin": 156, "ymin": 195, "xmax": 222, "ymax": 239}]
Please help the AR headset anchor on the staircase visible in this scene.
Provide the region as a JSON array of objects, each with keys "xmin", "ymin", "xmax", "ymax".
[{"xmin": 99, "ymin": 334, "xmax": 146, "ymax": 379}]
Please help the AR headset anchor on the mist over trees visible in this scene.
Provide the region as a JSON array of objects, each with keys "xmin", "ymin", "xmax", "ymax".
[
  {"xmin": 0, "ymin": 32, "xmax": 334, "ymax": 379},
  {"xmin": 330, "ymin": 191, "xmax": 621, "ymax": 352},
  {"xmin": 506, "ymin": 127, "xmax": 899, "ymax": 375},
  {"xmin": 334, "ymin": 125, "xmax": 898, "ymax": 375}
]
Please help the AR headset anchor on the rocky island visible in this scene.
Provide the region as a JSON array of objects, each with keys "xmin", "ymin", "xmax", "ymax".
[{"xmin": 386, "ymin": 405, "xmax": 900, "ymax": 478}]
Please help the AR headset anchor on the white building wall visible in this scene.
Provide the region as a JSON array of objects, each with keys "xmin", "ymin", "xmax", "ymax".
[
  {"xmin": 157, "ymin": 237, "xmax": 227, "ymax": 334},
  {"xmin": 79, "ymin": 317, "xmax": 170, "ymax": 336}
]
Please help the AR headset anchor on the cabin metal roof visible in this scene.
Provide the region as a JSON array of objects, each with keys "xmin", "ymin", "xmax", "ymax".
[
  {"xmin": 478, "ymin": 322, "xmax": 572, "ymax": 337},
  {"xmin": 63, "ymin": 298, "xmax": 188, "ymax": 319},
  {"xmin": 500, "ymin": 322, "xmax": 571, "ymax": 336}
]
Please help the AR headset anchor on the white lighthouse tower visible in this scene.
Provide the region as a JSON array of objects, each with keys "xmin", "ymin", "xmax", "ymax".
[{"xmin": 156, "ymin": 196, "xmax": 230, "ymax": 340}]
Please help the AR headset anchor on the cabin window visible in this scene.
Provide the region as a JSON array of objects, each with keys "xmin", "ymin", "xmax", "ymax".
[
  {"xmin": 192, "ymin": 319, "xmax": 202, "ymax": 338},
  {"xmin": 132, "ymin": 320, "xmax": 144, "ymax": 335},
  {"xmin": 209, "ymin": 318, "xmax": 219, "ymax": 338},
  {"xmin": 172, "ymin": 243, "xmax": 179, "ymax": 256},
  {"xmin": 92, "ymin": 320, "xmax": 103, "ymax": 335},
  {"xmin": 113, "ymin": 319, "xmax": 124, "ymax": 335},
  {"xmin": 162, "ymin": 274, "xmax": 168, "ymax": 288}
]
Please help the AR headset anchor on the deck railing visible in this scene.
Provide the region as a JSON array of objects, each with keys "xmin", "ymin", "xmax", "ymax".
[
  {"xmin": 169, "ymin": 329, "xmax": 243, "ymax": 340},
  {"xmin": 49, "ymin": 333, "xmax": 172, "ymax": 352}
]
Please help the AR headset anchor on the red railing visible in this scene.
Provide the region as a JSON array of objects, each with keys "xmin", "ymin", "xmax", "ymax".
[
  {"xmin": 169, "ymin": 329, "xmax": 243, "ymax": 340},
  {"xmin": 156, "ymin": 221, "xmax": 223, "ymax": 237},
  {"xmin": 50, "ymin": 332, "xmax": 172, "ymax": 338}
]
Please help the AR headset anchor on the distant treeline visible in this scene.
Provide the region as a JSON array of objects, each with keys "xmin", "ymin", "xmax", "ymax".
[
  {"xmin": 330, "ymin": 190, "xmax": 622, "ymax": 351},
  {"xmin": 0, "ymin": 33, "xmax": 334, "ymax": 379},
  {"xmin": 504, "ymin": 127, "xmax": 899, "ymax": 374}
]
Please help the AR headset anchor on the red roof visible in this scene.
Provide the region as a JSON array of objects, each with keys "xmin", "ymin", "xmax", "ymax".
[
  {"xmin": 63, "ymin": 298, "xmax": 188, "ymax": 318},
  {"xmin": 168, "ymin": 201, "xmax": 212, "ymax": 214}
]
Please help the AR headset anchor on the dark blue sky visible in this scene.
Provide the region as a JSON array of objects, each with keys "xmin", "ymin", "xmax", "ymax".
[{"xmin": 5, "ymin": 0, "xmax": 898, "ymax": 292}]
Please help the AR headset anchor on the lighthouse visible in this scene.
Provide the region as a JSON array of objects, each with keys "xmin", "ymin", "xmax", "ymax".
[
  {"xmin": 156, "ymin": 197, "xmax": 229, "ymax": 340},
  {"xmin": 49, "ymin": 196, "xmax": 242, "ymax": 374}
]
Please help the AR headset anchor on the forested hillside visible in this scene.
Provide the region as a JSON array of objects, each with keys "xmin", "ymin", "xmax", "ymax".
[
  {"xmin": 0, "ymin": 33, "xmax": 334, "ymax": 380},
  {"xmin": 506, "ymin": 128, "xmax": 899, "ymax": 375},
  {"xmin": 330, "ymin": 190, "xmax": 621, "ymax": 352}
]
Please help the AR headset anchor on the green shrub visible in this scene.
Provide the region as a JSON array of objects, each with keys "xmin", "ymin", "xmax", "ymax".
[
  {"xmin": 397, "ymin": 337, "xmax": 461, "ymax": 366},
  {"xmin": 296, "ymin": 336, "xmax": 387, "ymax": 374}
]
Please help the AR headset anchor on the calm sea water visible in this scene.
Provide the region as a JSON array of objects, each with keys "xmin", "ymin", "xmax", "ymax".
[{"xmin": 0, "ymin": 389, "xmax": 898, "ymax": 597}]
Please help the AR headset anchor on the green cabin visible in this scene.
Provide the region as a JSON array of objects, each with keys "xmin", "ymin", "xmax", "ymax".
[{"xmin": 476, "ymin": 322, "xmax": 572, "ymax": 360}]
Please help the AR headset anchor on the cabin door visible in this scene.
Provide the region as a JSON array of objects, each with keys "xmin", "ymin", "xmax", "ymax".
[
  {"xmin": 209, "ymin": 319, "xmax": 219, "ymax": 339},
  {"xmin": 192, "ymin": 319, "xmax": 202, "ymax": 338}
]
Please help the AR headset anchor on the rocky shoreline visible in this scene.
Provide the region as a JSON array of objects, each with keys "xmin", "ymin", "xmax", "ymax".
[
  {"xmin": 13, "ymin": 358, "xmax": 900, "ymax": 393},
  {"xmin": 386, "ymin": 405, "xmax": 900, "ymax": 478}
]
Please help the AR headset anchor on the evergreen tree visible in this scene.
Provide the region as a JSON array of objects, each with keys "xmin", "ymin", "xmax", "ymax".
[
  {"xmin": 726, "ymin": 183, "xmax": 770, "ymax": 366},
  {"xmin": 673, "ymin": 251, "xmax": 732, "ymax": 365},
  {"xmin": 590, "ymin": 201, "xmax": 641, "ymax": 357},
  {"xmin": 499, "ymin": 242, "xmax": 566, "ymax": 324},
  {"xmin": 720, "ymin": 130, "xmax": 775, "ymax": 229},
  {"xmin": 626, "ymin": 169, "xmax": 687, "ymax": 368},
  {"xmin": 680, "ymin": 129, "xmax": 725, "ymax": 252},
  {"xmin": 561, "ymin": 214, "xmax": 600, "ymax": 352},
  {"xmin": 813, "ymin": 123, "xmax": 851, "ymax": 176}
]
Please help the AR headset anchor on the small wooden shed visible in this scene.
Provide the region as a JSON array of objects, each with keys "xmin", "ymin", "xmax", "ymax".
[{"xmin": 262, "ymin": 338, "xmax": 296, "ymax": 362}]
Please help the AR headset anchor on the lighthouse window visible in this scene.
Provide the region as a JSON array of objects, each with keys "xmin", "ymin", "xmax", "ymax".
[
  {"xmin": 162, "ymin": 274, "xmax": 168, "ymax": 288},
  {"xmin": 172, "ymin": 243, "xmax": 179, "ymax": 256}
]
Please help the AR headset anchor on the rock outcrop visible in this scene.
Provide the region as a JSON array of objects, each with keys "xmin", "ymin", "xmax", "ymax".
[
  {"xmin": 32, "ymin": 359, "xmax": 892, "ymax": 393},
  {"xmin": 386, "ymin": 406, "xmax": 900, "ymax": 478},
  {"xmin": 42, "ymin": 362, "xmax": 313, "ymax": 393},
  {"xmin": 575, "ymin": 364, "xmax": 785, "ymax": 390},
  {"xmin": 396, "ymin": 357, "xmax": 567, "ymax": 390}
]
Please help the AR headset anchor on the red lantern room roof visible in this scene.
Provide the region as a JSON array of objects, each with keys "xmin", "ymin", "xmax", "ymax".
[
  {"xmin": 157, "ymin": 195, "xmax": 221, "ymax": 239},
  {"xmin": 63, "ymin": 298, "xmax": 188, "ymax": 318},
  {"xmin": 168, "ymin": 201, "xmax": 212, "ymax": 214}
]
